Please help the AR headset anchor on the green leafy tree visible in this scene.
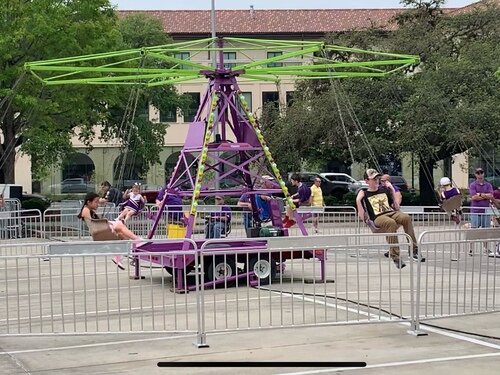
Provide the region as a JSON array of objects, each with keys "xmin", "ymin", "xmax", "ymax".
[
  {"xmin": 261, "ymin": 0, "xmax": 500, "ymax": 204},
  {"xmin": 0, "ymin": 4, "xmax": 190, "ymax": 185},
  {"xmin": 0, "ymin": 0, "xmax": 121, "ymax": 182},
  {"xmin": 82, "ymin": 13, "xmax": 192, "ymax": 183}
]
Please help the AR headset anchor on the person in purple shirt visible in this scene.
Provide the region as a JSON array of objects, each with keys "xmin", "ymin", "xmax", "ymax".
[
  {"xmin": 469, "ymin": 167, "xmax": 494, "ymax": 229},
  {"xmin": 156, "ymin": 186, "xmax": 184, "ymax": 224},
  {"xmin": 237, "ymin": 193, "xmax": 252, "ymax": 229},
  {"xmin": 438, "ymin": 177, "xmax": 462, "ymax": 224},
  {"xmin": 381, "ymin": 174, "xmax": 402, "ymax": 206},
  {"xmin": 205, "ymin": 196, "xmax": 232, "ymax": 238},
  {"xmin": 283, "ymin": 174, "xmax": 311, "ymax": 228}
]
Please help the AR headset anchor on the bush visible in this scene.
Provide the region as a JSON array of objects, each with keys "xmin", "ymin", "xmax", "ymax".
[{"xmin": 21, "ymin": 198, "xmax": 51, "ymax": 212}]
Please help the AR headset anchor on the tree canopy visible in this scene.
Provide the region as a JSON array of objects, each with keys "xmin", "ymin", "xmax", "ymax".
[
  {"xmin": 260, "ymin": 0, "xmax": 500, "ymax": 202},
  {"xmin": 0, "ymin": 2, "xmax": 189, "ymax": 184}
]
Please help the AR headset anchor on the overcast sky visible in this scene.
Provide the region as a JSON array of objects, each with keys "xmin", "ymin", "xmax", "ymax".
[{"xmin": 112, "ymin": 0, "xmax": 478, "ymax": 10}]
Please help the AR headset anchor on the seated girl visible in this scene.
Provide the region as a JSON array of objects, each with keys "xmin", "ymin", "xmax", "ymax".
[
  {"xmin": 117, "ymin": 183, "xmax": 145, "ymax": 223},
  {"xmin": 439, "ymin": 177, "xmax": 462, "ymax": 224},
  {"xmin": 78, "ymin": 192, "xmax": 142, "ymax": 270}
]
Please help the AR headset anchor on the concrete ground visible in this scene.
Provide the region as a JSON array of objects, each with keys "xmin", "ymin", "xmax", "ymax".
[
  {"xmin": 0, "ymin": 313, "xmax": 499, "ymax": 375},
  {"xmin": 1, "ymin": 230, "xmax": 499, "ymax": 374}
]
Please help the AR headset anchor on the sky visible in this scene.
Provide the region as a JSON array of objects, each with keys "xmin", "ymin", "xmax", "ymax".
[{"xmin": 112, "ymin": 0, "xmax": 478, "ymax": 10}]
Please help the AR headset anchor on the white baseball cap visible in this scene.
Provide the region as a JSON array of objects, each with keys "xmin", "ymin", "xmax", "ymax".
[{"xmin": 440, "ymin": 177, "xmax": 451, "ymax": 186}]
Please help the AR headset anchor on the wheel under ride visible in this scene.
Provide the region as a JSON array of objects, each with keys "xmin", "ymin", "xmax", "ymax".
[{"xmin": 247, "ymin": 254, "xmax": 277, "ymax": 285}]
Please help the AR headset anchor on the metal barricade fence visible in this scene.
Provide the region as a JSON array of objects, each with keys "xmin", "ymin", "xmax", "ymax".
[
  {"xmin": 196, "ymin": 233, "xmax": 416, "ymax": 346},
  {"xmin": 415, "ymin": 228, "xmax": 500, "ymax": 331},
  {"xmin": 0, "ymin": 209, "xmax": 42, "ymax": 242},
  {"xmin": 0, "ymin": 239, "xmax": 200, "ymax": 336}
]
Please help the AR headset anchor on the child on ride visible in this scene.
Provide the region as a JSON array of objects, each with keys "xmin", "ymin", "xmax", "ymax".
[{"xmin": 117, "ymin": 183, "xmax": 145, "ymax": 223}]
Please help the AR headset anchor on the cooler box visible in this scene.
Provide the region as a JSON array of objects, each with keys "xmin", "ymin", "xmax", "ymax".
[
  {"xmin": 259, "ymin": 227, "xmax": 284, "ymax": 237},
  {"xmin": 167, "ymin": 224, "xmax": 186, "ymax": 238}
]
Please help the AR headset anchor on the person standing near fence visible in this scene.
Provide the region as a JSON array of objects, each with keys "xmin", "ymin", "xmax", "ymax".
[
  {"xmin": 310, "ymin": 177, "xmax": 324, "ymax": 234},
  {"xmin": 469, "ymin": 168, "xmax": 493, "ymax": 229}
]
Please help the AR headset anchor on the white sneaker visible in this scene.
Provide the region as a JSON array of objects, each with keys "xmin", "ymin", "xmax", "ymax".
[
  {"xmin": 488, "ymin": 250, "xmax": 500, "ymax": 258},
  {"xmin": 111, "ymin": 255, "xmax": 125, "ymax": 270}
]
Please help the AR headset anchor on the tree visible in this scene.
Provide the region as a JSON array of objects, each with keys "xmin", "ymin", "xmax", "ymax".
[
  {"xmin": 83, "ymin": 13, "xmax": 192, "ymax": 183},
  {"xmin": 392, "ymin": 0, "xmax": 500, "ymax": 203},
  {"xmin": 261, "ymin": 0, "xmax": 500, "ymax": 204},
  {"xmin": 0, "ymin": 4, "xmax": 191, "ymax": 185},
  {"xmin": 0, "ymin": 0, "xmax": 121, "ymax": 183}
]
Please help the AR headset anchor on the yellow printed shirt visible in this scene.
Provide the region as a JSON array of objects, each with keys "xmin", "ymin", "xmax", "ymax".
[
  {"xmin": 310, "ymin": 184, "xmax": 324, "ymax": 207},
  {"xmin": 361, "ymin": 188, "xmax": 394, "ymax": 220}
]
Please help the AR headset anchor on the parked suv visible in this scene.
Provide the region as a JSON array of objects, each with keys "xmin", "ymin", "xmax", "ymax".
[
  {"xmin": 320, "ymin": 173, "xmax": 368, "ymax": 192},
  {"xmin": 286, "ymin": 172, "xmax": 348, "ymax": 199}
]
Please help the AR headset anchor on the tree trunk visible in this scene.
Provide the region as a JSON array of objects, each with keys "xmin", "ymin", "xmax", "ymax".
[
  {"xmin": 418, "ymin": 157, "xmax": 437, "ymax": 205},
  {"xmin": 0, "ymin": 111, "xmax": 17, "ymax": 184}
]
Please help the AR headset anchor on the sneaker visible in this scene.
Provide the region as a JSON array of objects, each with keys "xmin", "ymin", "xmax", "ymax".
[
  {"xmin": 451, "ymin": 215, "xmax": 460, "ymax": 225},
  {"xmin": 111, "ymin": 255, "xmax": 125, "ymax": 270},
  {"xmin": 393, "ymin": 258, "xmax": 406, "ymax": 269},
  {"xmin": 283, "ymin": 220, "xmax": 296, "ymax": 229},
  {"xmin": 412, "ymin": 253, "xmax": 426, "ymax": 262},
  {"xmin": 488, "ymin": 250, "xmax": 500, "ymax": 258},
  {"xmin": 384, "ymin": 252, "xmax": 389, "ymax": 258},
  {"xmin": 469, "ymin": 249, "xmax": 474, "ymax": 256}
]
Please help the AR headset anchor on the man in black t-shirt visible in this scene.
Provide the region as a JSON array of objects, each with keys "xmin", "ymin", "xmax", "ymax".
[
  {"xmin": 99, "ymin": 181, "xmax": 122, "ymax": 206},
  {"xmin": 356, "ymin": 169, "xmax": 425, "ymax": 269}
]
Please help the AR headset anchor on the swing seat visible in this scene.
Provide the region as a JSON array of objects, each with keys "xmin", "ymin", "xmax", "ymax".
[
  {"xmin": 85, "ymin": 218, "xmax": 121, "ymax": 241},
  {"xmin": 441, "ymin": 195, "xmax": 462, "ymax": 213},
  {"xmin": 365, "ymin": 219, "xmax": 383, "ymax": 233}
]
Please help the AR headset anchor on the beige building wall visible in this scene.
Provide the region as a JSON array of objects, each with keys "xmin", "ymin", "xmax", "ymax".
[{"xmin": 15, "ymin": 152, "xmax": 32, "ymax": 194}]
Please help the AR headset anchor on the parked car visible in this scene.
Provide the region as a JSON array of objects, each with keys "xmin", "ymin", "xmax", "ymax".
[
  {"xmin": 60, "ymin": 178, "xmax": 94, "ymax": 193},
  {"xmin": 286, "ymin": 172, "xmax": 347, "ymax": 199},
  {"xmin": 389, "ymin": 176, "xmax": 409, "ymax": 192},
  {"xmin": 320, "ymin": 173, "xmax": 368, "ymax": 192}
]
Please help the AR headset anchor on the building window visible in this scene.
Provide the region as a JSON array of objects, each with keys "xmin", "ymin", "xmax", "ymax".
[
  {"xmin": 160, "ymin": 109, "xmax": 177, "ymax": 123},
  {"xmin": 238, "ymin": 92, "xmax": 252, "ymax": 112},
  {"xmin": 174, "ymin": 52, "xmax": 190, "ymax": 70},
  {"xmin": 183, "ymin": 92, "xmax": 201, "ymax": 122},
  {"xmin": 267, "ymin": 51, "xmax": 283, "ymax": 68},
  {"xmin": 223, "ymin": 52, "xmax": 237, "ymax": 69},
  {"xmin": 262, "ymin": 91, "xmax": 279, "ymax": 106}
]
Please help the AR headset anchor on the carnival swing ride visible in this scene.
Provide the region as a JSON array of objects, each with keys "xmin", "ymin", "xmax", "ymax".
[{"xmin": 24, "ymin": 37, "xmax": 419, "ymax": 289}]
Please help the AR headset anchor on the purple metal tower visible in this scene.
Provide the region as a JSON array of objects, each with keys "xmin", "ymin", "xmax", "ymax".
[{"xmin": 148, "ymin": 38, "xmax": 308, "ymax": 241}]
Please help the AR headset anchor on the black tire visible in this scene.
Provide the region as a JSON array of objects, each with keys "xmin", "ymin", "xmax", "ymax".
[
  {"xmin": 247, "ymin": 254, "xmax": 277, "ymax": 285},
  {"xmin": 205, "ymin": 255, "xmax": 237, "ymax": 286}
]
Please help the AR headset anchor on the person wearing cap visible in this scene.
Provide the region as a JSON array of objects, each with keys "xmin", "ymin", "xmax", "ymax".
[
  {"xmin": 380, "ymin": 174, "xmax": 402, "ymax": 206},
  {"xmin": 356, "ymin": 168, "xmax": 424, "ymax": 269},
  {"xmin": 469, "ymin": 168, "xmax": 494, "ymax": 243},
  {"xmin": 205, "ymin": 195, "xmax": 232, "ymax": 239},
  {"xmin": 469, "ymin": 168, "xmax": 493, "ymax": 228},
  {"xmin": 438, "ymin": 177, "xmax": 462, "ymax": 225}
]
